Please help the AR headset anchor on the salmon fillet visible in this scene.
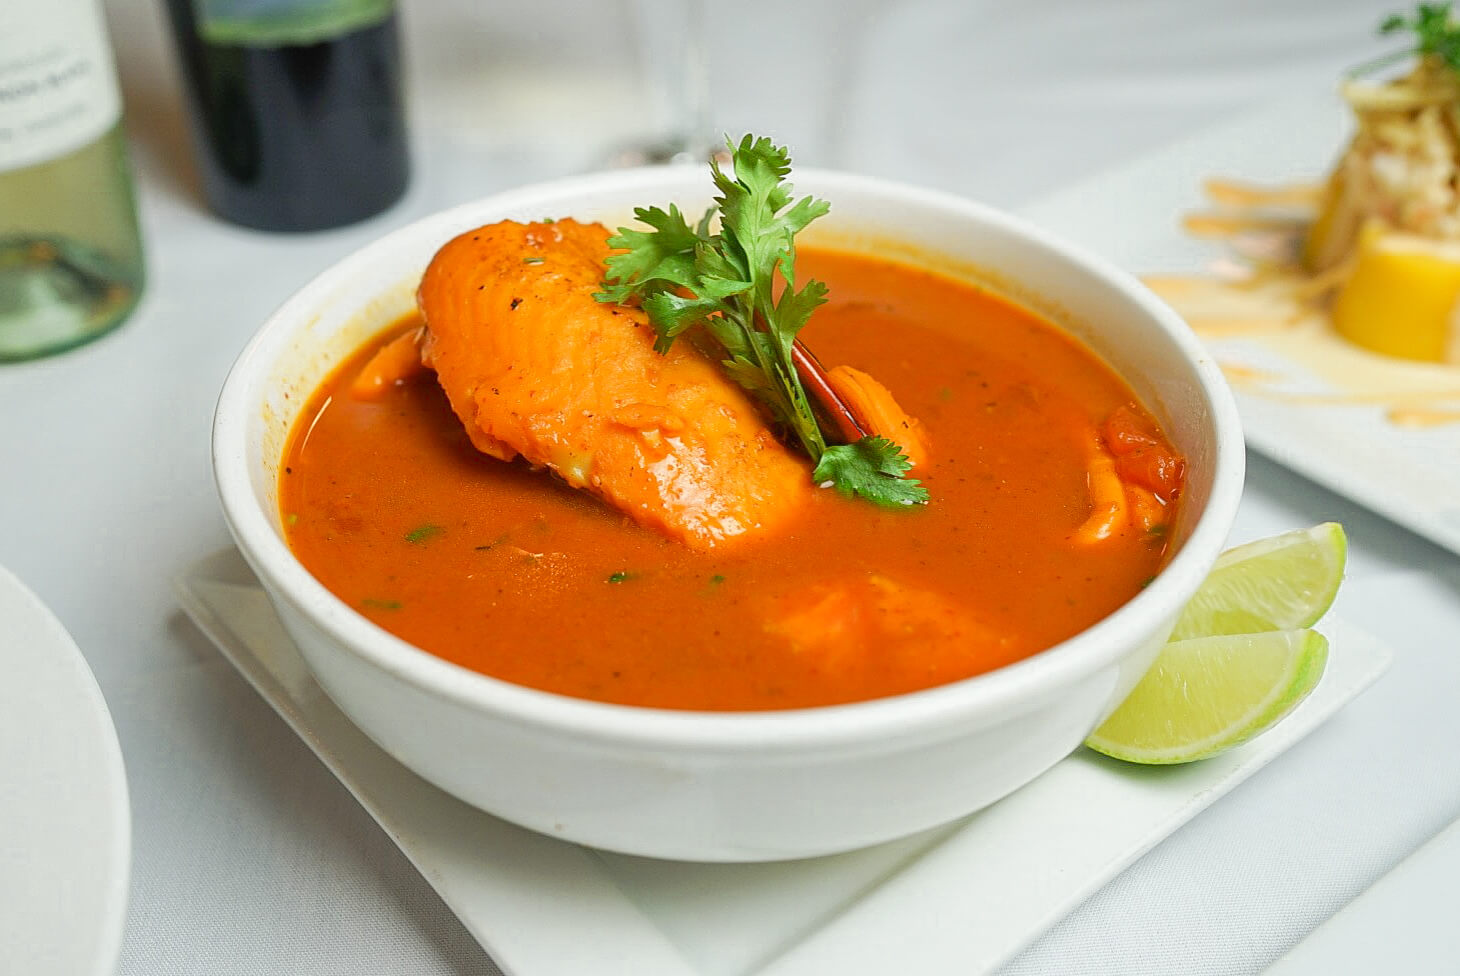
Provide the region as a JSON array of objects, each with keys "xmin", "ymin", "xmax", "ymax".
[{"xmin": 416, "ymin": 218, "xmax": 813, "ymax": 548}]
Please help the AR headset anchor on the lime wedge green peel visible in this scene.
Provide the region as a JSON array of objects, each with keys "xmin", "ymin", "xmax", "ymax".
[{"xmin": 1086, "ymin": 522, "xmax": 1346, "ymax": 765}]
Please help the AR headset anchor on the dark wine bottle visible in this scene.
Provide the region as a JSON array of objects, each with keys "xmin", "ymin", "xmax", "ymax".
[{"xmin": 163, "ymin": 0, "xmax": 409, "ymax": 232}]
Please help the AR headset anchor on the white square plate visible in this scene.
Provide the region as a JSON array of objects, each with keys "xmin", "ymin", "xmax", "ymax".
[
  {"xmin": 1017, "ymin": 92, "xmax": 1460, "ymax": 555},
  {"xmin": 175, "ymin": 550, "xmax": 1390, "ymax": 976}
]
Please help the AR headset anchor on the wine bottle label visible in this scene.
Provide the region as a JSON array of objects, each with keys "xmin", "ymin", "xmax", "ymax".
[
  {"xmin": 0, "ymin": 0, "xmax": 123, "ymax": 174},
  {"xmin": 193, "ymin": 0, "xmax": 394, "ymax": 47}
]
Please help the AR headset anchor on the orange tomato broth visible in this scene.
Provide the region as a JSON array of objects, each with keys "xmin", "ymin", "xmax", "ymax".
[{"xmin": 280, "ymin": 248, "xmax": 1182, "ymax": 711}]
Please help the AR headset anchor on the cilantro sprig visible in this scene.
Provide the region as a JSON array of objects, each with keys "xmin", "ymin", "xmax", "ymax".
[
  {"xmin": 813, "ymin": 437, "xmax": 922, "ymax": 505},
  {"xmin": 1382, "ymin": 3, "xmax": 1460, "ymax": 69},
  {"xmin": 594, "ymin": 135, "xmax": 928, "ymax": 509},
  {"xmin": 1354, "ymin": 4, "xmax": 1460, "ymax": 76}
]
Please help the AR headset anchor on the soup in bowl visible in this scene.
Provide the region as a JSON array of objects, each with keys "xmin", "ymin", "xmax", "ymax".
[{"xmin": 213, "ymin": 166, "xmax": 1244, "ymax": 861}]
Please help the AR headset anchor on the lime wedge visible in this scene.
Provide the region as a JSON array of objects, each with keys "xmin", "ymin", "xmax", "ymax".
[
  {"xmin": 1087, "ymin": 522, "xmax": 1346, "ymax": 764},
  {"xmin": 1169, "ymin": 522, "xmax": 1347, "ymax": 641},
  {"xmin": 1086, "ymin": 629, "xmax": 1329, "ymax": 764}
]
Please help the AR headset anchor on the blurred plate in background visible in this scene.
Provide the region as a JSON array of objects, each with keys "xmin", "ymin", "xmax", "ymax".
[{"xmin": 0, "ymin": 563, "xmax": 130, "ymax": 976}]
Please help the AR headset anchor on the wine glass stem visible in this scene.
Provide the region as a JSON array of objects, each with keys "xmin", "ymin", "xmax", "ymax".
[
  {"xmin": 630, "ymin": 0, "xmax": 711, "ymax": 163},
  {"xmin": 676, "ymin": 0, "xmax": 711, "ymax": 161}
]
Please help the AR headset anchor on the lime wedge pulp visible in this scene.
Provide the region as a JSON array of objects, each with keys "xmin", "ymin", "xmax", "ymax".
[
  {"xmin": 1169, "ymin": 522, "xmax": 1347, "ymax": 641},
  {"xmin": 1085, "ymin": 629, "xmax": 1330, "ymax": 764}
]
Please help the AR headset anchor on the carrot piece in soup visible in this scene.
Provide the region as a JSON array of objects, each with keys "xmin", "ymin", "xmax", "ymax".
[
  {"xmin": 1075, "ymin": 403, "xmax": 1185, "ymax": 544},
  {"xmin": 1074, "ymin": 432, "xmax": 1129, "ymax": 544},
  {"xmin": 824, "ymin": 364, "xmax": 931, "ymax": 468},
  {"xmin": 349, "ymin": 326, "xmax": 427, "ymax": 400},
  {"xmin": 1125, "ymin": 485, "xmax": 1171, "ymax": 535}
]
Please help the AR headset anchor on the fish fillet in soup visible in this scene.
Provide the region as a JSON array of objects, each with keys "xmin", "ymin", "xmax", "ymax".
[{"xmin": 416, "ymin": 218, "xmax": 813, "ymax": 549}]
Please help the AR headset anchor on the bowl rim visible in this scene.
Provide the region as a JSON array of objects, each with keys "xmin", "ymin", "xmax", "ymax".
[{"xmin": 213, "ymin": 165, "xmax": 1245, "ymax": 754}]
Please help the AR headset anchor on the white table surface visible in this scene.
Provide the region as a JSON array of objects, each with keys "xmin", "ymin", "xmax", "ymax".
[{"xmin": 5, "ymin": 0, "xmax": 1456, "ymax": 973}]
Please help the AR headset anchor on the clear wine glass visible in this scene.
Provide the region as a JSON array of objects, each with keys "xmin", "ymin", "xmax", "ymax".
[{"xmin": 605, "ymin": 0, "xmax": 715, "ymax": 166}]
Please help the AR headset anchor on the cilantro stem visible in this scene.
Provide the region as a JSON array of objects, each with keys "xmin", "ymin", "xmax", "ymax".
[{"xmin": 595, "ymin": 135, "xmax": 927, "ymax": 508}]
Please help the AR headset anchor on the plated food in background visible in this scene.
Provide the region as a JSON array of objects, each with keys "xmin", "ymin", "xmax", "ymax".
[
  {"xmin": 280, "ymin": 141, "xmax": 1186, "ymax": 711},
  {"xmin": 212, "ymin": 146, "xmax": 1243, "ymax": 860},
  {"xmin": 1146, "ymin": 4, "xmax": 1460, "ymax": 429}
]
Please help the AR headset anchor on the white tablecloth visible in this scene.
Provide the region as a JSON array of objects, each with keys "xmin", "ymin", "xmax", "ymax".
[{"xmin": 5, "ymin": 0, "xmax": 1455, "ymax": 972}]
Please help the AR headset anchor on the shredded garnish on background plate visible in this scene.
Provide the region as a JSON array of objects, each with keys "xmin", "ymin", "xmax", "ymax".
[
  {"xmin": 1307, "ymin": 3, "xmax": 1460, "ymax": 274},
  {"xmin": 1167, "ymin": 4, "xmax": 1460, "ymax": 367}
]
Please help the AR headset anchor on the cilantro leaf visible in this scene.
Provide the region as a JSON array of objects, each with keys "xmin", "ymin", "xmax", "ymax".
[
  {"xmin": 404, "ymin": 523, "xmax": 443, "ymax": 544},
  {"xmin": 641, "ymin": 290, "xmax": 733, "ymax": 354},
  {"xmin": 773, "ymin": 278, "xmax": 829, "ymax": 344},
  {"xmin": 721, "ymin": 354, "xmax": 777, "ymax": 398},
  {"xmin": 595, "ymin": 205, "xmax": 702, "ymax": 305},
  {"xmin": 813, "ymin": 437, "xmax": 930, "ymax": 508},
  {"xmin": 595, "ymin": 135, "xmax": 926, "ymax": 509},
  {"xmin": 1363, "ymin": 4, "xmax": 1460, "ymax": 74}
]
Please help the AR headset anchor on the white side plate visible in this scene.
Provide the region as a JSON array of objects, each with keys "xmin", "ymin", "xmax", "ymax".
[
  {"xmin": 1018, "ymin": 92, "xmax": 1460, "ymax": 556},
  {"xmin": 0, "ymin": 564, "xmax": 130, "ymax": 976},
  {"xmin": 176, "ymin": 550, "xmax": 1390, "ymax": 976}
]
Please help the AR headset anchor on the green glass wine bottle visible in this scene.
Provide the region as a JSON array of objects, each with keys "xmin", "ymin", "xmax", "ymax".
[{"xmin": 0, "ymin": 0, "xmax": 146, "ymax": 361}]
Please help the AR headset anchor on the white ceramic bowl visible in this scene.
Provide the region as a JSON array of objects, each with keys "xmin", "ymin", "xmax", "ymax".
[{"xmin": 213, "ymin": 166, "xmax": 1244, "ymax": 862}]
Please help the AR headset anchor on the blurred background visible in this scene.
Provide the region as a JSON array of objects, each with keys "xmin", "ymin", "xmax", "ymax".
[{"xmin": 108, "ymin": 0, "xmax": 1391, "ymax": 217}]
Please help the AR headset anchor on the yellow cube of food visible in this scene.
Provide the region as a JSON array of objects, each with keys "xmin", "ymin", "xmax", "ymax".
[{"xmin": 1331, "ymin": 223, "xmax": 1460, "ymax": 363}]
